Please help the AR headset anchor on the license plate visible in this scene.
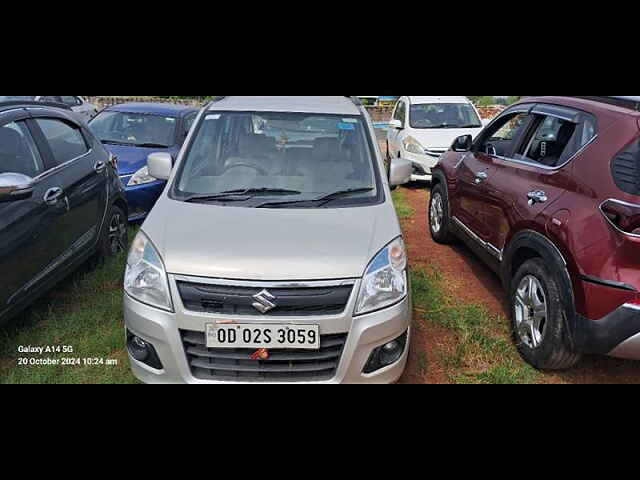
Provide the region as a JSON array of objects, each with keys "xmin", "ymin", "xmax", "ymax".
[{"xmin": 206, "ymin": 323, "xmax": 320, "ymax": 350}]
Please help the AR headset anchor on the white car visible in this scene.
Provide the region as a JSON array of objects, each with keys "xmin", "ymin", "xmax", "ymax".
[
  {"xmin": 0, "ymin": 96, "xmax": 98, "ymax": 123},
  {"xmin": 387, "ymin": 96, "xmax": 485, "ymax": 182}
]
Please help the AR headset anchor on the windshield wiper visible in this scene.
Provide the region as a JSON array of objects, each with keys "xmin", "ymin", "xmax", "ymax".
[
  {"xmin": 256, "ymin": 188, "xmax": 374, "ymax": 208},
  {"xmin": 184, "ymin": 188, "xmax": 302, "ymax": 204},
  {"xmin": 101, "ymin": 140, "xmax": 136, "ymax": 146},
  {"xmin": 137, "ymin": 143, "xmax": 171, "ymax": 148}
]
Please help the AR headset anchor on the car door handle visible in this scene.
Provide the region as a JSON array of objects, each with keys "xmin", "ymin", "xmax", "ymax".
[
  {"xmin": 475, "ymin": 172, "xmax": 488, "ymax": 184},
  {"xmin": 44, "ymin": 187, "xmax": 64, "ymax": 206},
  {"xmin": 94, "ymin": 161, "xmax": 107, "ymax": 174},
  {"xmin": 527, "ymin": 190, "xmax": 548, "ymax": 205}
]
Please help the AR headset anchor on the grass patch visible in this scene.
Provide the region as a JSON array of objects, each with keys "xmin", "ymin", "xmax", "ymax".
[
  {"xmin": 392, "ymin": 189, "xmax": 415, "ymax": 220},
  {"xmin": 0, "ymin": 232, "xmax": 139, "ymax": 384},
  {"xmin": 411, "ymin": 268, "xmax": 540, "ymax": 384}
]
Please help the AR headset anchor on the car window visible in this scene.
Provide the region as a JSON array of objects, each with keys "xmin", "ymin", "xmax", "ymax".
[
  {"xmin": 0, "ymin": 121, "xmax": 44, "ymax": 177},
  {"xmin": 60, "ymin": 96, "xmax": 81, "ymax": 106},
  {"xmin": 183, "ymin": 113, "xmax": 197, "ymax": 137},
  {"xmin": 517, "ymin": 114, "xmax": 597, "ymax": 168},
  {"xmin": 410, "ymin": 103, "xmax": 482, "ymax": 129},
  {"xmin": 35, "ymin": 118, "xmax": 88, "ymax": 165},
  {"xmin": 581, "ymin": 117, "xmax": 597, "ymax": 146},
  {"xmin": 478, "ymin": 112, "xmax": 530, "ymax": 157},
  {"xmin": 89, "ymin": 111, "xmax": 177, "ymax": 147},
  {"xmin": 395, "ymin": 101, "xmax": 406, "ymax": 125},
  {"xmin": 517, "ymin": 115, "xmax": 578, "ymax": 167},
  {"xmin": 173, "ymin": 111, "xmax": 378, "ymax": 208}
]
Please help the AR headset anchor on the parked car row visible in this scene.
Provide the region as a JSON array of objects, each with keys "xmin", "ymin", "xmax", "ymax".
[{"xmin": 2, "ymin": 95, "xmax": 639, "ymax": 384}]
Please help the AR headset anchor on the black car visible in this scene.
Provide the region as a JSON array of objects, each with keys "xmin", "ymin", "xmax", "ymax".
[{"xmin": 0, "ymin": 101, "xmax": 128, "ymax": 325}]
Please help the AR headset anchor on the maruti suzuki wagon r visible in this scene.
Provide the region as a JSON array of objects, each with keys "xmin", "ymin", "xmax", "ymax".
[{"xmin": 123, "ymin": 96, "xmax": 414, "ymax": 383}]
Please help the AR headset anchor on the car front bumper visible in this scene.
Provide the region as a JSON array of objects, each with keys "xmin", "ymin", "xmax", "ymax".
[
  {"xmin": 120, "ymin": 179, "xmax": 166, "ymax": 222},
  {"xmin": 403, "ymin": 151, "xmax": 442, "ymax": 182},
  {"xmin": 124, "ymin": 277, "xmax": 412, "ymax": 384},
  {"xmin": 575, "ymin": 303, "xmax": 640, "ymax": 360}
]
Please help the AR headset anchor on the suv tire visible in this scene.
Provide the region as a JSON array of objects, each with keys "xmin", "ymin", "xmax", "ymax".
[
  {"xmin": 510, "ymin": 258, "xmax": 581, "ymax": 370},
  {"xmin": 429, "ymin": 183, "xmax": 454, "ymax": 244}
]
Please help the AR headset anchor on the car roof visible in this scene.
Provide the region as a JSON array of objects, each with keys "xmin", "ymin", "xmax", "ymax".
[
  {"xmin": 406, "ymin": 96, "xmax": 472, "ymax": 105},
  {"xmin": 106, "ymin": 102, "xmax": 198, "ymax": 117},
  {"xmin": 207, "ymin": 96, "xmax": 362, "ymax": 116},
  {"xmin": 0, "ymin": 101, "xmax": 71, "ymax": 114},
  {"xmin": 521, "ymin": 96, "xmax": 640, "ymax": 117}
]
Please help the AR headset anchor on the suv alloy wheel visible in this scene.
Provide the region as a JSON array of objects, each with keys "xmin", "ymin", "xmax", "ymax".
[{"xmin": 510, "ymin": 259, "xmax": 581, "ymax": 370}]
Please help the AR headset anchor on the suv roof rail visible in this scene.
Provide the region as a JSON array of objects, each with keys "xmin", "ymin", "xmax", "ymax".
[{"xmin": 0, "ymin": 100, "xmax": 72, "ymax": 111}]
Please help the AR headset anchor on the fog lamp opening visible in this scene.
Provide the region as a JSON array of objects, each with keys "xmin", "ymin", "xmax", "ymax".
[
  {"xmin": 363, "ymin": 331, "xmax": 408, "ymax": 374},
  {"xmin": 126, "ymin": 330, "xmax": 164, "ymax": 370}
]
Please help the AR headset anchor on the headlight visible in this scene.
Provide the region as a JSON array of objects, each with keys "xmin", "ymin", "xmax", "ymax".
[
  {"xmin": 124, "ymin": 231, "xmax": 173, "ymax": 311},
  {"xmin": 128, "ymin": 166, "xmax": 157, "ymax": 187},
  {"xmin": 403, "ymin": 137, "xmax": 426, "ymax": 155},
  {"xmin": 355, "ymin": 238, "xmax": 408, "ymax": 315}
]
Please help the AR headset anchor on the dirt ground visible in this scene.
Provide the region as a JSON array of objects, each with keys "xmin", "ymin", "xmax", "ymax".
[{"xmin": 396, "ymin": 185, "xmax": 639, "ymax": 384}]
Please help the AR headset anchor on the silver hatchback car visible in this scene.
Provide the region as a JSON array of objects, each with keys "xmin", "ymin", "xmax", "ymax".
[{"xmin": 123, "ymin": 96, "xmax": 413, "ymax": 384}]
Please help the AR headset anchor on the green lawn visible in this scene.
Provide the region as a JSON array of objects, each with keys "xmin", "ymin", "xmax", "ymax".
[{"xmin": 410, "ymin": 268, "xmax": 540, "ymax": 384}]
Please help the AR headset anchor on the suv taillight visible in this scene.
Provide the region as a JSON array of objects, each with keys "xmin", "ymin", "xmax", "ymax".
[{"xmin": 600, "ymin": 199, "xmax": 640, "ymax": 236}]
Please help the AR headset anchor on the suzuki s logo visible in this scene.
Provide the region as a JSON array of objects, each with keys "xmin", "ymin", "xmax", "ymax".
[{"xmin": 252, "ymin": 289, "xmax": 277, "ymax": 314}]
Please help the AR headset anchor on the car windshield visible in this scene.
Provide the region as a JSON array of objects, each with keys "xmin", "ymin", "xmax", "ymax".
[
  {"xmin": 89, "ymin": 111, "xmax": 176, "ymax": 147},
  {"xmin": 410, "ymin": 103, "xmax": 482, "ymax": 129},
  {"xmin": 172, "ymin": 111, "xmax": 379, "ymax": 208}
]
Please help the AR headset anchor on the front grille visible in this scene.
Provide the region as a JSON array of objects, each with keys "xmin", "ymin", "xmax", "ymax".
[
  {"xmin": 177, "ymin": 281, "xmax": 353, "ymax": 317},
  {"xmin": 181, "ymin": 330, "xmax": 348, "ymax": 382}
]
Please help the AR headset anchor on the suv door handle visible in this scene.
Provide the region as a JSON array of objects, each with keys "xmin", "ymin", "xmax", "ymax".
[
  {"xmin": 94, "ymin": 161, "xmax": 107, "ymax": 174},
  {"xmin": 475, "ymin": 172, "xmax": 488, "ymax": 184},
  {"xmin": 44, "ymin": 187, "xmax": 64, "ymax": 206},
  {"xmin": 527, "ymin": 190, "xmax": 548, "ymax": 205}
]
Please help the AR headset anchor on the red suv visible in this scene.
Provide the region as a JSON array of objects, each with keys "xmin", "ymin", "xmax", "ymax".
[{"xmin": 429, "ymin": 96, "xmax": 640, "ymax": 369}]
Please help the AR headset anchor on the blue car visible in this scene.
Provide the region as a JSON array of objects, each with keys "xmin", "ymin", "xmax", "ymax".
[{"xmin": 89, "ymin": 103, "xmax": 199, "ymax": 222}]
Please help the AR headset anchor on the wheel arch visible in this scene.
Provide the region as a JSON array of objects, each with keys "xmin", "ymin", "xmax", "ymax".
[
  {"xmin": 112, "ymin": 196, "xmax": 128, "ymax": 219},
  {"xmin": 502, "ymin": 229, "xmax": 580, "ymax": 349}
]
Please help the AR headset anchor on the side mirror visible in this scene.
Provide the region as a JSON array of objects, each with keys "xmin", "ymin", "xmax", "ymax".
[
  {"xmin": 390, "ymin": 157, "xmax": 412, "ymax": 187},
  {"xmin": 0, "ymin": 173, "xmax": 35, "ymax": 203},
  {"xmin": 389, "ymin": 119, "xmax": 404, "ymax": 130},
  {"xmin": 147, "ymin": 152, "xmax": 173, "ymax": 181},
  {"xmin": 452, "ymin": 134, "xmax": 473, "ymax": 152}
]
